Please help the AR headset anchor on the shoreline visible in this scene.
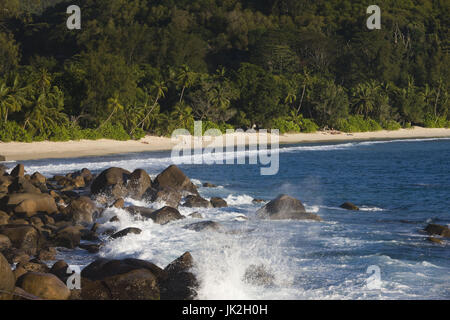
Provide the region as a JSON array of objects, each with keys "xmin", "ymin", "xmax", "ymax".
[{"xmin": 1, "ymin": 126, "xmax": 449, "ymax": 161}]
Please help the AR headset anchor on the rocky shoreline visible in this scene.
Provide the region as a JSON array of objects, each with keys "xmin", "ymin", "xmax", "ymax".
[{"xmin": 0, "ymin": 162, "xmax": 448, "ymax": 300}]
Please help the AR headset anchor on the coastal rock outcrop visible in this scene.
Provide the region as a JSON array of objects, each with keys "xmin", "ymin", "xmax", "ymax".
[
  {"xmin": 182, "ymin": 195, "xmax": 212, "ymax": 208},
  {"xmin": 62, "ymin": 196, "xmax": 99, "ymax": 224},
  {"xmin": 143, "ymin": 186, "xmax": 182, "ymax": 208},
  {"xmin": 243, "ymin": 264, "xmax": 275, "ymax": 287},
  {"xmin": 424, "ymin": 224, "xmax": 450, "ymax": 238},
  {"xmin": 111, "ymin": 227, "xmax": 142, "ymax": 239},
  {"xmin": 183, "ymin": 221, "xmax": 222, "ymax": 232},
  {"xmin": 340, "ymin": 202, "xmax": 360, "ymax": 211},
  {"xmin": 80, "ymin": 258, "xmax": 163, "ymax": 300},
  {"xmin": 145, "ymin": 206, "xmax": 184, "ymax": 225},
  {"xmin": 126, "ymin": 169, "xmax": 152, "ymax": 200},
  {"xmin": 210, "ymin": 197, "xmax": 228, "ymax": 208},
  {"xmin": 90, "ymin": 167, "xmax": 131, "ymax": 198},
  {"xmin": 256, "ymin": 194, "xmax": 322, "ymax": 221},
  {"xmin": 159, "ymin": 252, "xmax": 198, "ymax": 300},
  {"xmin": 154, "ymin": 165, "xmax": 199, "ymax": 196}
]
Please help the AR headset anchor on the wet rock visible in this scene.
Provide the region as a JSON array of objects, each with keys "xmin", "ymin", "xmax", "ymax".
[
  {"xmin": 0, "ymin": 252, "xmax": 15, "ymax": 300},
  {"xmin": 79, "ymin": 243, "xmax": 101, "ymax": 254},
  {"xmin": 109, "ymin": 216, "xmax": 120, "ymax": 222},
  {"xmin": 90, "ymin": 167, "xmax": 131, "ymax": 199},
  {"xmin": 127, "ymin": 169, "xmax": 152, "ymax": 200},
  {"xmin": 125, "ymin": 206, "xmax": 156, "ymax": 218},
  {"xmin": 81, "ymin": 258, "xmax": 163, "ymax": 300},
  {"xmin": 424, "ymin": 224, "xmax": 450, "ymax": 238},
  {"xmin": 202, "ymin": 183, "xmax": 217, "ymax": 188},
  {"xmin": 111, "ymin": 227, "xmax": 142, "ymax": 239},
  {"xmin": 243, "ymin": 264, "xmax": 275, "ymax": 287},
  {"xmin": 154, "ymin": 165, "xmax": 199, "ymax": 196},
  {"xmin": 16, "ymin": 272, "xmax": 71, "ymax": 300},
  {"xmin": 182, "ymin": 195, "xmax": 212, "ymax": 208},
  {"xmin": 256, "ymin": 194, "xmax": 322, "ymax": 221},
  {"xmin": 144, "ymin": 187, "xmax": 182, "ymax": 208},
  {"xmin": 340, "ymin": 202, "xmax": 360, "ymax": 211},
  {"xmin": 210, "ymin": 197, "xmax": 228, "ymax": 208},
  {"xmin": 427, "ymin": 237, "xmax": 443, "ymax": 244},
  {"xmin": 145, "ymin": 206, "xmax": 184, "ymax": 225},
  {"xmin": 160, "ymin": 252, "xmax": 198, "ymax": 300},
  {"xmin": 111, "ymin": 198, "xmax": 124, "ymax": 209},
  {"xmin": 184, "ymin": 221, "xmax": 222, "ymax": 232},
  {"xmin": 0, "ymin": 225, "xmax": 41, "ymax": 255},
  {"xmin": 49, "ymin": 260, "xmax": 70, "ymax": 283},
  {"xmin": 188, "ymin": 212, "xmax": 203, "ymax": 219},
  {"xmin": 64, "ymin": 196, "xmax": 98, "ymax": 224},
  {"xmin": 2, "ymin": 248, "xmax": 30, "ymax": 264}
]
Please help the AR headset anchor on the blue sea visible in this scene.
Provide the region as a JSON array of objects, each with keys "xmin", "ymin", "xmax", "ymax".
[{"xmin": 13, "ymin": 138, "xmax": 450, "ymax": 299}]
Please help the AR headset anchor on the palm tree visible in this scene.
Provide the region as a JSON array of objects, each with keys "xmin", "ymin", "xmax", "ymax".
[
  {"xmin": 98, "ymin": 94, "xmax": 124, "ymax": 129},
  {"xmin": 131, "ymin": 80, "xmax": 167, "ymax": 134},
  {"xmin": 0, "ymin": 75, "xmax": 27, "ymax": 123},
  {"xmin": 296, "ymin": 68, "xmax": 311, "ymax": 115},
  {"xmin": 177, "ymin": 65, "xmax": 195, "ymax": 103},
  {"xmin": 23, "ymin": 86, "xmax": 67, "ymax": 133},
  {"xmin": 351, "ymin": 80, "xmax": 380, "ymax": 118}
]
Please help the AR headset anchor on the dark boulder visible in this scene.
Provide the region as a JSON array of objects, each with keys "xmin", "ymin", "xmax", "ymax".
[
  {"xmin": 145, "ymin": 206, "xmax": 184, "ymax": 225},
  {"xmin": 80, "ymin": 258, "xmax": 163, "ymax": 300},
  {"xmin": 184, "ymin": 221, "xmax": 222, "ymax": 232},
  {"xmin": 202, "ymin": 182, "xmax": 217, "ymax": 188},
  {"xmin": 127, "ymin": 169, "xmax": 152, "ymax": 200},
  {"xmin": 210, "ymin": 197, "xmax": 228, "ymax": 208},
  {"xmin": 182, "ymin": 195, "xmax": 212, "ymax": 208},
  {"xmin": 90, "ymin": 167, "xmax": 131, "ymax": 198},
  {"xmin": 160, "ymin": 252, "xmax": 198, "ymax": 300},
  {"xmin": 111, "ymin": 227, "xmax": 142, "ymax": 239},
  {"xmin": 424, "ymin": 224, "xmax": 450, "ymax": 238},
  {"xmin": 340, "ymin": 202, "xmax": 360, "ymax": 211},
  {"xmin": 0, "ymin": 252, "xmax": 15, "ymax": 300},
  {"xmin": 125, "ymin": 206, "xmax": 156, "ymax": 218},
  {"xmin": 256, "ymin": 194, "xmax": 322, "ymax": 221},
  {"xmin": 144, "ymin": 187, "xmax": 182, "ymax": 208},
  {"xmin": 154, "ymin": 165, "xmax": 199, "ymax": 196}
]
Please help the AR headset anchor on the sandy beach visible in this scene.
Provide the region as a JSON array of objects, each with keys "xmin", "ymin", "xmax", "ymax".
[{"xmin": 1, "ymin": 126, "xmax": 449, "ymax": 161}]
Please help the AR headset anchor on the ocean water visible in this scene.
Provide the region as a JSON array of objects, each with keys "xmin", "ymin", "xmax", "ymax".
[{"xmin": 10, "ymin": 138, "xmax": 450, "ymax": 299}]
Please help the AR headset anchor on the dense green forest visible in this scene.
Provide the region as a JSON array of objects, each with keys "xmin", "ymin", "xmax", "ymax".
[{"xmin": 0, "ymin": 0, "xmax": 449, "ymax": 142}]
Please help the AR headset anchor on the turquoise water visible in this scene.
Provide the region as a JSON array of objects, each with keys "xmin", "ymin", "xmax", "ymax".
[{"xmin": 14, "ymin": 138, "xmax": 450, "ymax": 299}]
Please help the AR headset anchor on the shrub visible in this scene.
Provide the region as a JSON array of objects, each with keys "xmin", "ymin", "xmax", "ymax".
[
  {"xmin": 382, "ymin": 120, "xmax": 402, "ymax": 131},
  {"xmin": 423, "ymin": 114, "xmax": 448, "ymax": 128},
  {"xmin": 0, "ymin": 121, "xmax": 32, "ymax": 142},
  {"xmin": 272, "ymin": 118, "xmax": 300, "ymax": 134},
  {"xmin": 336, "ymin": 115, "xmax": 383, "ymax": 132}
]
